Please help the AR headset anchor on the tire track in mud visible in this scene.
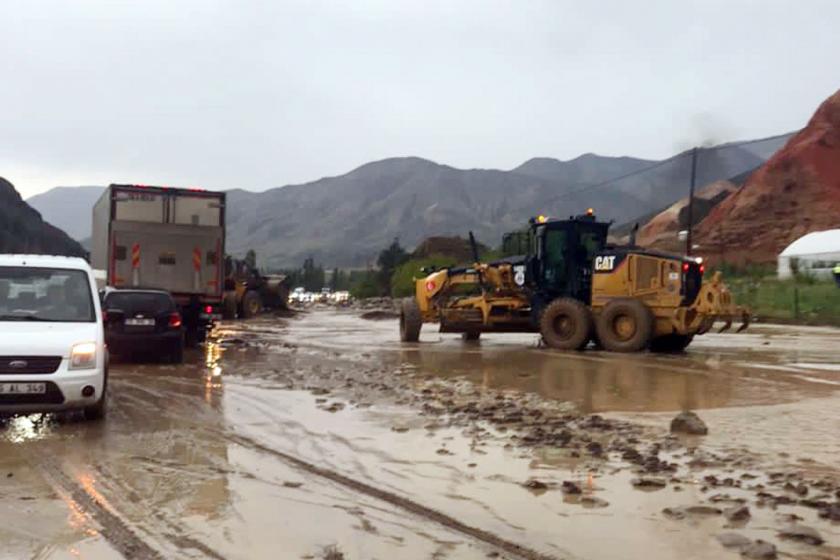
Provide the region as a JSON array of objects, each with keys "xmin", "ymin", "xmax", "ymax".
[
  {"xmin": 26, "ymin": 446, "xmax": 228, "ymax": 560},
  {"xmin": 31, "ymin": 455, "xmax": 166, "ymax": 560},
  {"xmin": 228, "ymin": 433, "xmax": 558, "ymax": 560}
]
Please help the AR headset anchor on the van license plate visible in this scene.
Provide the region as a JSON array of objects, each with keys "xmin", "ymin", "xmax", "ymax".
[
  {"xmin": 0, "ymin": 383, "xmax": 46, "ymax": 394},
  {"xmin": 126, "ymin": 318, "xmax": 155, "ymax": 326}
]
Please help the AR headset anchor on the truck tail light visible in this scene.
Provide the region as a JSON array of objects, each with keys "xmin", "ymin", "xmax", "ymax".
[
  {"xmin": 204, "ymin": 305, "xmax": 213, "ymax": 314},
  {"xmin": 169, "ymin": 313, "xmax": 183, "ymax": 328}
]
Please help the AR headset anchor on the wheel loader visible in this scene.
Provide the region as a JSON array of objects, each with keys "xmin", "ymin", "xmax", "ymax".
[
  {"xmin": 222, "ymin": 257, "xmax": 289, "ymax": 319},
  {"xmin": 399, "ymin": 211, "xmax": 749, "ymax": 352}
]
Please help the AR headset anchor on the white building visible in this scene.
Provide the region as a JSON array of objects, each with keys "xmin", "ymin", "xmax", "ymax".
[{"xmin": 777, "ymin": 229, "xmax": 840, "ymax": 279}]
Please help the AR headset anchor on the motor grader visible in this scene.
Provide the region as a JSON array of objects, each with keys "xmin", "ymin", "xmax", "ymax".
[{"xmin": 399, "ymin": 211, "xmax": 748, "ymax": 352}]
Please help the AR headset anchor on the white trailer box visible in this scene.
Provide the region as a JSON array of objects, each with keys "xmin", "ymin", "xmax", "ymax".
[{"xmin": 91, "ymin": 184, "xmax": 225, "ymax": 342}]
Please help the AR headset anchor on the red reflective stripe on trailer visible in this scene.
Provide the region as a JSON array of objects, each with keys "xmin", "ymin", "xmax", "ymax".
[
  {"xmin": 215, "ymin": 238, "xmax": 222, "ymax": 295},
  {"xmin": 193, "ymin": 247, "xmax": 201, "ymax": 271},
  {"xmin": 131, "ymin": 243, "xmax": 141, "ymax": 269}
]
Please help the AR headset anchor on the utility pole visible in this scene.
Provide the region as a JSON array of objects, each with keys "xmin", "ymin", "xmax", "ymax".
[{"xmin": 685, "ymin": 147, "xmax": 698, "ymax": 256}]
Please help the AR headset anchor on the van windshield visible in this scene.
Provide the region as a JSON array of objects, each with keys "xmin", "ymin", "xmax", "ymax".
[{"xmin": 0, "ymin": 267, "xmax": 95, "ymax": 323}]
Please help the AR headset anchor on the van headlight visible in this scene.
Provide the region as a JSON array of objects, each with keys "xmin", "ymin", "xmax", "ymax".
[{"xmin": 70, "ymin": 342, "xmax": 97, "ymax": 370}]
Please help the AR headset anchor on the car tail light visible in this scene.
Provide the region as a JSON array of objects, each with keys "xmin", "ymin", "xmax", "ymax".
[
  {"xmin": 699, "ymin": 265, "xmax": 705, "ymax": 275},
  {"xmin": 682, "ymin": 263, "xmax": 690, "ymax": 273},
  {"xmin": 204, "ymin": 305, "xmax": 213, "ymax": 314},
  {"xmin": 168, "ymin": 312, "xmax": 183, "ymax": 328}
]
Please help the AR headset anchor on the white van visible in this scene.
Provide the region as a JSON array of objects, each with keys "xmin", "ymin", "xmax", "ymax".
[{"xmin": 0, "ymin": 255, "xmax": 107, "ymax": 420}]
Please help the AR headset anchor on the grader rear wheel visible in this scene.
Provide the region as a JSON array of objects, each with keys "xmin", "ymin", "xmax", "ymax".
[
  {"xmin": 595, "ymin": 299, "xmax": 653, "ymax": 353},
  {"xmin": 539, "ymin": 298, "xmax": 592, "ymax": 351},
  {"xmin": 400, "ymin": 298, "xmax": 422, "ymax": 342}
]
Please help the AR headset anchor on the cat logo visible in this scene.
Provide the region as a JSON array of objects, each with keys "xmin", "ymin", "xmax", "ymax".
[{"xmin": 594, "ymin": 255, "xmax": 617, "ymax": 272}]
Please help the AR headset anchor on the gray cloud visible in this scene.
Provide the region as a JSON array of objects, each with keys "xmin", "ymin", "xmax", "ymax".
[{"xmin": 2, "ymin": 0, "xmax": 838, "ymax": 197}]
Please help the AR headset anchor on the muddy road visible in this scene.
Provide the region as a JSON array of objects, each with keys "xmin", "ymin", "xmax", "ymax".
[{"xmin": 2, "ymin": 310, "xmax": 840, "ymax": 560}]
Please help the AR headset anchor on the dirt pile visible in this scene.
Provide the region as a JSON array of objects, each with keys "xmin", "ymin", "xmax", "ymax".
[
  {"xmin": 637, "ymin": 180, "xmax": 737, "ymax": 253},
  {"xmin": 411, "ymin": 236, "xmax": 489, "ymax": 262},
  {"xmin": 696, "ymin": 89, "xmax": 840, "ymax": 265}
]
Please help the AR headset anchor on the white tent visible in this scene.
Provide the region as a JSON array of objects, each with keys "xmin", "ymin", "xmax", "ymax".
[{"xmin": 777, "ymin": 229, "xmax": 840, "ymax": 279}]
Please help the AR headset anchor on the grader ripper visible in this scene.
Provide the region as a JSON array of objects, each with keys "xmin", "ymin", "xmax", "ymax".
[{"xmin": 399, "ymin": 211, "xmax": 749, "ymax": 352}]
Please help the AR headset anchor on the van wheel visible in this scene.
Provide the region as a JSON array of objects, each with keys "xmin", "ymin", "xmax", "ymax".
[
  {"xmin": 241, "ymin": 291, "xmax": 262, "ymax": 318},
  {"xmin": 596, "ymin": 299, "xmax": 653, "ymax": 352},
  {"xmin": 400, "ymin": 298, "xmax": 422, "ymax": 342},
  {"xmin": 539, "ymin": 298, "xmax": 592, "ymax": 350},
  {"xmin": 83, "ymin": 374, "xmax": 107, "ymax": 421},
  {"xmin": 462, "ymin": 331, "xmax": 481, "ymax": 342},
  {"xmin": 649, "ymin": 334, "xmax": 694, "ymax": 353}
]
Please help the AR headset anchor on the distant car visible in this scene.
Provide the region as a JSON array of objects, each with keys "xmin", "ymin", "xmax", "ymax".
[
  {"xmin": 102, "ymin": 288, "xmax": 185, "ymax": 363},
  {"xmin": 0, "ymin": 254, "xmax": 107, "ymax": 420}
]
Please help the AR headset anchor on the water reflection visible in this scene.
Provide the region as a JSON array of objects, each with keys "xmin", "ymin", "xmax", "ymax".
[
  {"xmin": 0, "ymin": 413, "xmax": 56, "ymax": 443},
  {"xmin": 401, "ymin": 346, "xmax": 742, "ymax": 413}
]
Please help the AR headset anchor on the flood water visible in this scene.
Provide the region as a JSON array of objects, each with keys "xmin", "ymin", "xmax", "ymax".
[{"xmin": 1, "ymin": 310, "xmax": 839, "ymax": 560}]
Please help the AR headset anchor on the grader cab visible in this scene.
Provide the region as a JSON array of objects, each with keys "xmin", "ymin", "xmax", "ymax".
[{"xmin": 399, "ymin": 211, "xmax": 748, "ymax": 352}]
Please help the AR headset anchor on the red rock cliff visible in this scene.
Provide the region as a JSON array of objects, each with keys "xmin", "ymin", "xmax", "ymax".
[{"xmin": 696, "ymin": 89, "xmax": 840, "ymax": 265}]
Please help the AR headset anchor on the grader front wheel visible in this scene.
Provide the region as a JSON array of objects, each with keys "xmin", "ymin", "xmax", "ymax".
[
  {"xmin": 400, "ymin": 298, "xmax": 422, "ymax": 342},
  {"xmin": 539, "ymin": 298, "xmax": 593, "ymax": 351}
]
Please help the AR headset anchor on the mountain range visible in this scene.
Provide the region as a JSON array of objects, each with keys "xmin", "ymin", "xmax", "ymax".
[{"xmin": 25, "ymin": 134, "xmax": 793, "ymax": 268}]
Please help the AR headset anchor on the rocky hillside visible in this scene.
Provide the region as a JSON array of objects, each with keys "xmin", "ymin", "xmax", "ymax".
[
  {"xmin": 24, "ymin": 133, "xmax": 791, "ymax": 268},
  {"xmin": 696, "ymin": 89, "xmax": 840, "ymax": 265},
  {"xmin": 635, "ymin": 180, "xmax": 739, "ymax": 253},
  {"xmin": 0, "ymin": 178, "xmax": 87, "ymax": 257},
  {"xmin": 27, "ymin": 186, "xmax": 105, "ymax": 240}
]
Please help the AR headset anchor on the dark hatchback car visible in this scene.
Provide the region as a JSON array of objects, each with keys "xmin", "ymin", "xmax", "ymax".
[{"xmin": 102, "ymin": 289, "xmax": 185, "ymax": 363}]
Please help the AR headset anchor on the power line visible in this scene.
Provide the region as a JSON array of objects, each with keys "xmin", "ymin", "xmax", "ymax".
[{"xmin": 510, "ymin": 130, "xmax": 798, "ymax": 216}]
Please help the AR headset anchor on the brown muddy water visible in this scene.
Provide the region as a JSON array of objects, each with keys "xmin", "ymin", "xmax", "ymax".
[{"xmin": 2, "ymin": 310, "xmax": 839, "ymax": 560}]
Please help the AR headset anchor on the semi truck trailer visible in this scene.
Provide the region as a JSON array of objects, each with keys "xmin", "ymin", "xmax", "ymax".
[{"xmin": 91, "ymin": 184, "xmax": 225, "ymax": 345}]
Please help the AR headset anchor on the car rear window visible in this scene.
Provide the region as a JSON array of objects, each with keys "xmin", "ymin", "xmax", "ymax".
[
  {"xmin": 105, "ymin": 292, "xmax": 174, "ymax": 315},
  {"xmin": 0, "ymin": 267, "xmax": 96, "ymax": 323}
]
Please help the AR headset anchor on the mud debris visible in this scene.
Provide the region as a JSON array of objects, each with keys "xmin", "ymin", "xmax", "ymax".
[
  {"xmin": 670, "ymin": 411, "xmax": 708, "ymax": 435},
  {"xmin": 522, "ymin": 478, "xmax": 549, "ymax": 491},
  {"xmin": 777, "ymin": 523, "xmax": 824, "ymax": 546},
  {"xmin": 580, "ymin": 496, "xmax": 609, "ymax": 508},
  {"xmin": 321, "ymin": 544, "xmax": 346, "ymax": 560},
  {"xmin": 561, "ymin": 481, "xmax": 582, "ymax": 495},
  {"xmin": 724, "ymin": 505, "xmax": 752, "ymax": 522},
  {"xmin": 663, "ymin": 505, "xmax": 721, "ymax": 520},
  {"xmin": 360, "ymin": 310, "xmax": 400, "ymax": 320},
  {"xmin": 631, "ymin": 477, "xmax": 667, "ymax": 490},
  {"xmin": 716, "ymin": 532, "xmax": 751, "ymax": 549},
  {"xmin": 741, "ymin": 539, "xmax": 777, "ymax": 559}
]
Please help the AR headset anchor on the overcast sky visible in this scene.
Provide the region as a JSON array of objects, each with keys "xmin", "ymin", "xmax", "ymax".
[{"xmin": 2, "ymin": 0, "xmax": 838, "ymax": 198}]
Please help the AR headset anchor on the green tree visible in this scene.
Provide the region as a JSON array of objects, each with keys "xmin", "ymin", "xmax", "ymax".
[
  {"xmin": 376, "ymin": 238, "xmax": 409, "ymax": 296},
  {"xmin": 244, "ymin": 249, "xmax": 257, "ymax": 269}
]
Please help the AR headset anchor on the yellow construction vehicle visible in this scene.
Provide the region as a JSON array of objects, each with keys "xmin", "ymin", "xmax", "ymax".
[
  {"xmin": 400, "ymin": 211, "xmax": 748, "ymax": 352},
  {"xmin": 222, "ymin": 257, "xmax": 289, "ymax": 319}
]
